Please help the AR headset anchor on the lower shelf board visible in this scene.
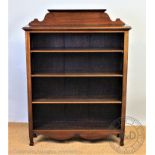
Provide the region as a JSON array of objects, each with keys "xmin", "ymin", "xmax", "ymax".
[{"xmin": 32, "ymin": 98, "xmax": 122, "ymax": 104}]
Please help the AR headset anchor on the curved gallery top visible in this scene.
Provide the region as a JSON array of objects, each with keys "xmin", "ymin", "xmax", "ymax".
[{"xmin": 23, "ymin": 9, "xmax": 131, "ymax": 31}]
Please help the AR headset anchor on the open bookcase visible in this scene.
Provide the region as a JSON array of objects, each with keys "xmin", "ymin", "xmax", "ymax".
[{"xmin": 23, "ymin": 9, "xmax": 131, "ymax": 146}]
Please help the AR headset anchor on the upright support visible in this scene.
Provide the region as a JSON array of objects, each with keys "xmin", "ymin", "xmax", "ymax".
[
  {"xmin": 25, "ymin": 32, "xmax": 34, "ymax": 146},
  {"xmin": 120, "ymin": 31, "xmax": 129, "ymax": 146}
]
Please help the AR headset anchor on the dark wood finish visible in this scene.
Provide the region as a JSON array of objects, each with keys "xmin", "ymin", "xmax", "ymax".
[
  {"xmin": 32, "ymin": 77, "xmax": 122, "ymax": 101},
  {"xmin": 23, "ymin": 10, "xmax": 131, "ymax": 146},
  {"xmin": 31, "ymin": 52, "xmax": 123, "ymax": 74},
  {"xmin": 32, "ymin": 104, "xmax": 121, "ymax": 129},
  {"xmin": 30, "ymin": 33, "xmax": 124, "ymax": 50}
]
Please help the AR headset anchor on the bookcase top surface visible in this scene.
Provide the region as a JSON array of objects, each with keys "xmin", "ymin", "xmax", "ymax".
[{"xmin": 23, "ymin": 9, "xmax": 131, "ymax": 31}]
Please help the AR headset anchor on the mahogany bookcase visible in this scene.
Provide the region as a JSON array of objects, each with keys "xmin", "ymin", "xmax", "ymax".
[{"xmin": 23, "ymin": 9, "xmax": 131, "ymax": 146}]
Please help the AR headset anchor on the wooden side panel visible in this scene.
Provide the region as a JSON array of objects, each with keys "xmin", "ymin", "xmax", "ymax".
[
  {"xmin": 121, "ymin": 31, "xmax": 129, "ymax": 145},
  {"xmin": 25, "ymin": 32, "xmax": 33, "ymax": 145}
]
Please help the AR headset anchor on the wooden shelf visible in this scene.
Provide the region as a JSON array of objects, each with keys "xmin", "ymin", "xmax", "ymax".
[
  {"xmin": 31, "ymin": 49, "xmax": 123, "ymax": 53},
  {"xmin": 31, "ymin": 73, "xmax": 123, "ymax": 77},
  {"xmin": 32, "ymin": 98, "xmax": 122, "ymax": 104}
]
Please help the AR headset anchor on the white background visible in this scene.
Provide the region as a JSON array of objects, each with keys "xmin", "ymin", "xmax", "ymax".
[{"xmin": 8, "ymin": 0, "xmax": 146, "ymax": 124}]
